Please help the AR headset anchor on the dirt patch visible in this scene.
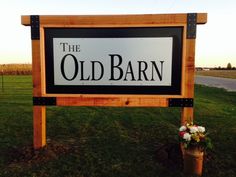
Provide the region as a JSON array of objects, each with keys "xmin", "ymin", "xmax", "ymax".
[
  {"xmin": 6, "ymin": 139, "xmax": 78, "ymax": 167},
  {"xmin": 155, "ymin": 143, "xmax": 183, "ymax": 171}
]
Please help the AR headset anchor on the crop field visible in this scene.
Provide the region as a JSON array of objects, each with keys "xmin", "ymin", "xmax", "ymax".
[
  {"xmin": 196, "ymin": 70, "xmax": 236, "ymax": 79},
  {"xmin": 0, "ymin": 76, "xmax": 236, "ymax": 177},
  {"xmin": 0, "ymin": 64, "xmax": 31, "ymax": 75}
]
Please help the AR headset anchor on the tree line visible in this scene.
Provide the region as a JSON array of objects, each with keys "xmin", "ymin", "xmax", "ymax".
[{"xmin": 214, "ymin": 63, "xmax": 236, "ymax": 70}]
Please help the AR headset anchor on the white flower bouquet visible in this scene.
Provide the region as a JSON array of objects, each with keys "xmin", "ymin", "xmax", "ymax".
[{"xmin": 179, "ymin": 122, "xmax": 212, "ymax": 150}]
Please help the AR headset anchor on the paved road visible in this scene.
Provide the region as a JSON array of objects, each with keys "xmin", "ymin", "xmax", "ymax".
[{"xmin": 195, "ymin": 75, "xmax": 236, "ymax": 91}]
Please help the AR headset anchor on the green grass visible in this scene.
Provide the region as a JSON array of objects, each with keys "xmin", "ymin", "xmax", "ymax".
[{"xmin": 0, "ymin": 76, "xmax": 236, "ymax": 177}]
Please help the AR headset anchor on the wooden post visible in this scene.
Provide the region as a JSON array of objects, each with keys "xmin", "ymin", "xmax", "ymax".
[
  {"xmin": 181, "ymin": 39, "xmax": 196, "ymax": 125},
  {"xmin": 32, "ymin": 39, "xmax": 46, "ymax": 149},
  {"xmin": 33, "ymin": 106, "xmax": 46, "ymax": 148},
  {"xmin": 181, "ymin": 39, "xmax": 195, "ymax": 125}
]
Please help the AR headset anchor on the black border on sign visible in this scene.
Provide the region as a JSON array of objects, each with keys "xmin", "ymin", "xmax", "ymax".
[{"xmin": 44, "ymin": 27, "xmax": 183, "ymax": 95}]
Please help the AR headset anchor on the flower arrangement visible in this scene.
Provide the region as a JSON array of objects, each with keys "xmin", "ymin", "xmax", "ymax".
[{"xmin": 179, "ymin": 122, "xmax": 212, "ymax": 150}]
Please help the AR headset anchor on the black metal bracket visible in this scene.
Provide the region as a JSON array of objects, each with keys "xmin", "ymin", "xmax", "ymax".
[
  {"xmin": 187, "ymin": 13, "xmax": 197, "ymax": 39},
  {"xmin": 168, "ymin": 98, "xmax": 193, "ymax": 107},
  {"xmin": 30, "ymin": 15, "xmax": 40, "ymax": 40},
  {"xmin": 33, "ymin": 97, "xmax": 56, "ymax": 106}
]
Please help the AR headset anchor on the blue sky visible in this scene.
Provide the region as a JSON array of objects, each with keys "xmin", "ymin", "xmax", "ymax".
[{"xmin": 0, "ymin": 0, "xmax": 235, "ymax": 67}]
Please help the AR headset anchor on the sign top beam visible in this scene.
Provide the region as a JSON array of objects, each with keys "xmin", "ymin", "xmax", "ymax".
[{"xmin": 21, "ymin": 13, "xmax": 207, "ymax": 26}]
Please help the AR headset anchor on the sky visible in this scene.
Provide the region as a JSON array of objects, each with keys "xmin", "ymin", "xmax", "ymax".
[{"xmin": 0, "ymin": 0, "xmax": 235, "ymax": 67}]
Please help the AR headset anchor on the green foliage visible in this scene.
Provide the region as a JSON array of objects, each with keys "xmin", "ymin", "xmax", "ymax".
[
  {"xmin": 227, "ymin": 63, "xmax": 232, "ymax": 69},
  {"xmin": 0, "ymin": 76, "xmax": 236, "ymax": 177}
]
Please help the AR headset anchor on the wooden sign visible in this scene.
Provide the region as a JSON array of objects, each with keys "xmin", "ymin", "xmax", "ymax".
[{"xmin": 21, "ymin": 13, "xmax": 207, "ymax": 149}]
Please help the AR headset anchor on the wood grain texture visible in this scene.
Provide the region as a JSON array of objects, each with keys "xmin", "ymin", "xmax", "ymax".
[
  {"xmin": 21, "ymin": 13, "xmax": 207, "ymax": 27},
  {"xmin": 33, "ymin": 106, "xmax": 46, "ymax": 149},
  {"xmin": 57, "ymin": 97, "xmax": 168, "ymax": 107},
  {"xmin": 32, "ymin": 40, "xmax": 43, "ymax": 96},
  {"xmin": 181, "ymin": 39, "xmax": 196, "ymax": 125},
  {"xmin": 32, "ymin": 39, "xmax": 46, "ymax": 149}
]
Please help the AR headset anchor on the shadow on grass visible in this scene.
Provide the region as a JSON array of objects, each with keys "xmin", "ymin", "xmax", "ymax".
[{"xmin": 3, "ymin": 139, "xmax": 186, "ymax": 177}]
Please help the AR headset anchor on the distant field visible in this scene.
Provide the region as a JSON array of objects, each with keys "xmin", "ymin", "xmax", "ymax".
[
  {"xmin": 196, "ymin": 70, "xmax": 236, "ymax": 79},
  {"xmin": 1, "ymin": 64, "xmax": 236, "ymax": 79},
  {"xmin": 0, "ymin": 64, "xmax": 31, "ymax": 75}
]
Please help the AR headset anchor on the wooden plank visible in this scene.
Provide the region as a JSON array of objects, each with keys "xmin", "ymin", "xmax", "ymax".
[
  {"xmin": 181, "ymin": 108, "xmax": 193, "ymax": 124},
  {"xmin": 21, "ymin": 13, "xmax": 207, "ymax": 26},
  {"xmin": 39, "ymin": 27, "xmax": 46, "ymax": 95},
  {"xmin": 181, "ymin": 38, "xmax": 196, "ymax": 125},
  {"xmin": 32, "ymin": 39, "xmax": 46, "ymax": 149},
  {"xmin": 32, "ymin": 40, "xmax": 42, "ymax": 96},
  {"xmin": 184, "ymin": 39, "xmax": 195, "ymax": 97},
  {"xmin": 181, "ymin": 24, "xmax": 187, "ymax": 96},
  {"xmin": 57, "ymin": 97, "xmax": 168, "ymax": 107},
  {"xmin": 197, "ymin": 13, "xmax": 208, "ymax": 24},
  {"xmin": 33, "ymin": 106, "xmax": 46, "ymax": 149}
]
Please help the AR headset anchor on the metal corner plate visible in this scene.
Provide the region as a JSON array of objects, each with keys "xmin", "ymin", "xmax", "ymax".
[
  {"xmin": 169, "ymin": 98, "xmax": 194, "ymax": 107},
  {"xmin": 187, "ymin": 13, "xmax": 197, "ymax": 39}
]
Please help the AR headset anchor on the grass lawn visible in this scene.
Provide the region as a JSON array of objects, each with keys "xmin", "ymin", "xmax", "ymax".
[
  {"xmin": 0, "ymin": 76, "xmax": 236, "ymax": 177},
  {"xmin": 196, "ymin": 70, "xmax": 236, "ymax": 79}
]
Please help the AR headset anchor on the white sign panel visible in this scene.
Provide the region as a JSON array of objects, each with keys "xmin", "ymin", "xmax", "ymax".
[{"xmin": 53, "ymin": 38, "xmax": 173, "ymax": 86}]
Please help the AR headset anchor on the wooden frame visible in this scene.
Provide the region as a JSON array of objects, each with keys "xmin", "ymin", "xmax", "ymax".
[{"xmin": 22, "ymin": 13, "xmax": 207, "ymax": 149}]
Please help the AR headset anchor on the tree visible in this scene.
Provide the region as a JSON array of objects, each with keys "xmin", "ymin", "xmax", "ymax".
[{"xmin": 227, "ymin": 63, "xmax": 232, "ymax": 70}]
